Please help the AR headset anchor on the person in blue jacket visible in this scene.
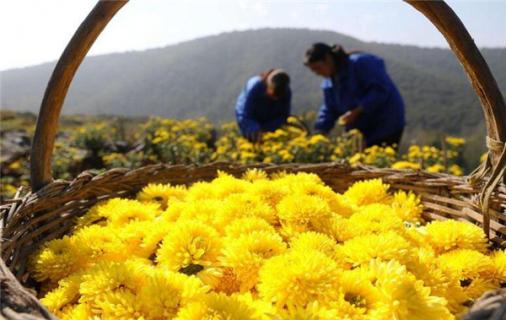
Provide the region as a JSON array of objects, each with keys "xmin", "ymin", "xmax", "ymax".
[
  {"xmin": 235, "ymin": 69, "xmax": 292, "ymax": 142},
  {"xmin": 304, "ymin": 43, "xmax": 405, "ymax": 148}
]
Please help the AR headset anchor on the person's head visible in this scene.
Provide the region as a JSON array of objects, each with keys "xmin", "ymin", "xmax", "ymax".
[
  {"xmin": 304, "ymin": 43, "xmax": 348, "ymax": 78},
  {"xmin": 263, "ymin": 69, "xmax": 290, "ymax": 100}
]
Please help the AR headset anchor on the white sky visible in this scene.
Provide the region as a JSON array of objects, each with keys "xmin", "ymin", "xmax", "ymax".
[{"xmin": 1, "ymin": 0, "xmax": 505, "ymax": 71}]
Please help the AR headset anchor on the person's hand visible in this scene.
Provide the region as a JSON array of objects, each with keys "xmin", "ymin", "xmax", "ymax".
[{"xmin": 338, "ymin": 107, "xmax": 363, "ymax": 126}]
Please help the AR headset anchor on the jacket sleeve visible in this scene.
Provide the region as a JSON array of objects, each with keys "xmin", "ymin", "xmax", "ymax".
[
  {"xmin": 235, "ymin": 84, "xmax": 261, "ymax": 136},
  {"xmin": 314, "ymin": 88, "xmax": 339, "ymax": 134},
  {"xmin": 263, "ymin": 89, "xmax": 291, "ymax": 130},
  {"xmin": 354, "ymin": 56, "xmax": 390, "ymax": 115},
  {"xmin": 314, "ymin": 103, "xmax": 339, "ymax": 133}
]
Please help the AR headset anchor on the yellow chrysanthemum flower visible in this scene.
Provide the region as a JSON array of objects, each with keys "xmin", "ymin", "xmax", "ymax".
[
  {"xmin": 79, "ymin": 261, "xmax": 147, "ymax": 309},
  {"xmin": 380, "ymin": 273, "xmax": 454, "ymax": 320},
  {"xmin": 491, "ymin": 250, "xmax": 506, "ymax": 284},
  {"xmin": 272, "ymin": 301, "xmax": 334, "ymax": 320},
  {"xmin": 137, "ymin": 183, "xmax": 187, "ymax": 210},
  {"xmin": 156, "ymin": 220, "xmax": 222, "ymax": 274},
  {"xmin": 138, "ymin": 269, "xmax": 207, "ymax": 319},
  {"xmin": 212, "ymin": 267, "xmax": 241, "ymax": 295},
  {"xmin": 362, "ymin": 259, "xmax": 406, "ymax": 285},
  {"xmin": 403, "ymin": 248, "xmax": 467, "ymax": 314},
  {"xmin": 437, "ymin": 249, "xmax": 497, "ymax": 301},
  {"xmin": 273, "ymin": 172, "xmax": 323, "ymax": 186},
  {"xmin": 448, "ymin": 164, "xmax": 463, "ymax": 176},
  {"xmin": 400, "ymin": 225, "xmax": 431, "ymax": 250},
  {"xmin": 193, "ymin": 267, "xmax": 224, "ymax": 289},
  {"xmin": 101, "ymin": 221, "xmax": 174, "ymax": 262},
  {"xmin": 94, "ymin": 289, "xmax": 145, "ymax": 320},
  {"xmin": 162, "ymin": 199, "xmax": 225, "ymax": 230},
  {"xmin": 288, "ymin": 182, "xmax": 353, "ymax": 217},
  {"xmin": 185, "ymin": 181, "xmax": 216, "ymax": 201},
  {"xmin": 390, "ymin": 191, "xmax": 423, "ymax": 222},
  {"xmin": 221, "ymin": 193, "xmax": 277, "ymax": 224},
  {"xmin": 175, "ymin": 293, "xmax": 259, "ymax": 320},
  {"xmin": 321, "ymin": 215, "xmax": 355, "ymax": 244},
  {"xmin": 345, "ymin": 204, "xmax": 404, "ymax": 239},
  {"xmin": 427, "ymin": 164, "xmax": 445, "ymax": 173},
  {"xmin": 29, "ymin": 236, "xmax": 86, "ymax": 283},
  {"xmin": 235, "ymin": 292, "xmax": 277, "ymax": 320},
  {"xmin": 333, "ymin": 194, "xmax": 357, "ymax": 218},
  {"xmin": 391, "ymin": 161, "xmax": 421, "ymax": 170},
  {"xmin": 97, "ymin": 198, "xmax": 159, "ymax": 227},
  {"xmin": 58, "ymin": 303, "xmax": 93, "ymax": 320},
  {"xmin": 258, "ymin": 250, "xmax": 341, "ymax": 308},
  {"xmin": 221, "ymin": 231, "xmax": 287, "ymax": 291},
  {"xmin": 277, "ymin": 194, "xmax": 333, "ymax": 237},
  {"xmin": 365, "ymin": 260, "xmax": 454, "ymax": 320},
  {"xmin": 247, "ymin": 180, "xmax": 289, "ymax": 208},
  {"xmin": 124, "ymin": 257, "xmax": 157, "ymax": 275},
  {"xmin": 200, "ymin": 171, "xmax": 251, "ymax": 200},
  {"xmin": 425, "ymin": 220, "xmax": 488, "ymax": 254},
  {"xmin": 343, "ymin": 179, "xmax": 391, "ymax": 206},
  {"xmin": 445, "ymin": 136, "xmax": 466, "ymax": 146},
  {"xmin": 72, "ymin": 201, "xmax": 107, "ymax": 231},
  {"xmin": 139, "ymin": 220, "xmax": 173, "ymax": 260},
  {"xmin": 242, "ymin": 169, "xmax": 269, "ymax": 182},
  {"xmin": 334, "ymin": 269, "xmax": 389, "ymax": 319},
  {"xmin": 72, "ymin": 225, "xmax": 124, "ymax": 263},
  {"xmin": 224, "ymin": 217, "xmax": 276, "ymax": 239},
  {"xmin": 338, "ymin": 231, "xmax": 413, "ymax": 267},
  {"xmin": 41, "ymin": 273, "xmax": 82, "ymax": 316},
  {"xmin": 290, "ymin": 231, "xmax": 341, "ymax": 263}
]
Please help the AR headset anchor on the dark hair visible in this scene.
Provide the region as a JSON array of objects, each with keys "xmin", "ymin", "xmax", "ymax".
[
  {"xmin": 261, "ymin": 69, "xmax": 290, "ymax": 98},
  {"xmin": 304, "ymin": 43, "xmax": 349, "ymax": 69}
]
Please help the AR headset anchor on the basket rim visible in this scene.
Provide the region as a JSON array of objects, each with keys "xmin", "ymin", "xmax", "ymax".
[
  {"xmin": 2, "ymin": 161, "xmax": 505, "ymax": 249},
  {"xmin": 0, "ymin": 161, "xmax": 485, "ymax": 209}
]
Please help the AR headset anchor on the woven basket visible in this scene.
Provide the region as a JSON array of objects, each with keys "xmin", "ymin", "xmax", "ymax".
[{"xmin": 1, "ymin": 1, "xmax": 505, "ymax": 319}]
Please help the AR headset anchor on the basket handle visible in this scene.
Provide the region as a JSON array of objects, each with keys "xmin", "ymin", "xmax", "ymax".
[
  {"xmin": 30, "ymin": 0, "xmax": 127, "ymax": 191},
  {"xmin": 30, "ymin": 0, "xmax": 506, "ymax": 191}
]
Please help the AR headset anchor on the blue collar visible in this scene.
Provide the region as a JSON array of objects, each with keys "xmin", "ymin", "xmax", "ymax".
[{"xmin": 337, "ymin": 56, "xmax": 351, "ymax": 81}]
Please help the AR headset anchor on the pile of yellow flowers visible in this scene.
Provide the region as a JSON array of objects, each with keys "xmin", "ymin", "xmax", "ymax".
[{"xmin": 29, "ymin": 171, "xmax": 505, "ymax": 320}]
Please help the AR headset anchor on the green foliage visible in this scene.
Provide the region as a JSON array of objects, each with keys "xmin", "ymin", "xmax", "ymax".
[
  {"xmin": 0, "ymin": 112, "xmax": 475, "ymax": 203},
  {"xmin": 73, "ymin": 123, "xmax": 112, "ymax": 152}
]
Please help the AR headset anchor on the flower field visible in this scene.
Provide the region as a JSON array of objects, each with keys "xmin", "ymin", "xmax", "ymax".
[
  {"xmin": 30, "ymin": 171, "xmax": 505, "ymax": 319},
  {"xmin": 0, "ymin": 111, "xmax": 470, "ymax": 201}
]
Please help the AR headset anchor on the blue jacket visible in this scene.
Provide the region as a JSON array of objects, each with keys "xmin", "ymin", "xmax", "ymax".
[
  {"xmin": 235, "ymin": 76, "xmax": 291, "ymax": 137},
  {"xmin": 315, "ymin": 53, "xmax": 405, "ymax": 145}
]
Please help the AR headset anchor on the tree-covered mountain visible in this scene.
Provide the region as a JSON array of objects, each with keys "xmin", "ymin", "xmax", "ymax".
[{"xmin": 2, "ymin": 28, "xmax": 505, "ymax": 140}]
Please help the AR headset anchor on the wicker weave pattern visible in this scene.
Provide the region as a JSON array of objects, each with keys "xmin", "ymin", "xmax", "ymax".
[{"xmin": 2, "ymin": 162, "xmax": 505, "ymax": 279}]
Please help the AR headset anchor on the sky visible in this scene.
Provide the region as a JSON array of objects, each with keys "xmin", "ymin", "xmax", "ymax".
[{"xmin": 1, "ymin": 0, "xmax": 505, "ymax": 71}]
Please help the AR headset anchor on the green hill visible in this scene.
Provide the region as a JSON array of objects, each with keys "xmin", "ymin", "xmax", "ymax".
[{"xmin": 2, "ymin": 28, "xmax": 505, "ymax": 141}]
